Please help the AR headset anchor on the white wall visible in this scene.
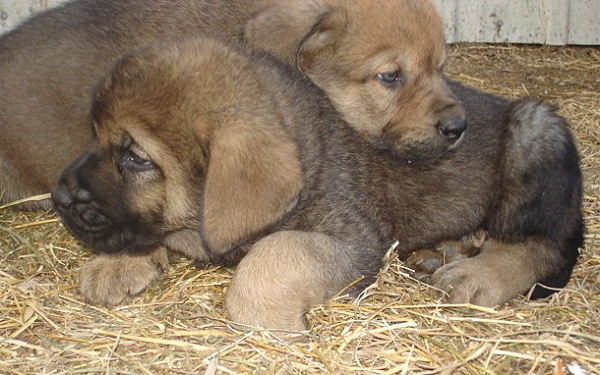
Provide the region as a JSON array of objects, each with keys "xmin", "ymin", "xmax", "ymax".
[
  {"xmin": 1, "ymin": 0, "xmax": 599, "ymax": 45},
  {"xmin": 430, "ymin": 0, "xmax": 599, "ymax": 45},
  {"xmin": 0, "ymin": 0, "xmax": 68, "ymax": 34}
]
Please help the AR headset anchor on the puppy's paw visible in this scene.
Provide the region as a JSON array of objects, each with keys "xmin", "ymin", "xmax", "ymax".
[
  {"xmin": 405, "ymin": 249, "xmax": 444, "ymax": 282},
  {"xmin": 80, "ymin": 248, "xmax": 169, "ymax": 306},
  {"xmin": 430, "ymin": 257, "xmax": 501, "ymax": 306},
  {"xmin": 430, "ymin": 242, "xmax": 537, "ymax": 307},
  {"xmin": 406, "ymin": 230, "xmax": 487, "ymax": 282}
]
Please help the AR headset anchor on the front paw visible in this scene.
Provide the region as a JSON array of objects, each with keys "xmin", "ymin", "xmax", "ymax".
[
  {"xmin": 80, "ymin": 247, "xmax": 169, "ymax": 306},
  {"xmin": 430, "ymin": 243, "xmax": 537, "ymax": 307},
  {"xmin": 430, "ymin": 258, "xmax": 498, "ymax": 306}
]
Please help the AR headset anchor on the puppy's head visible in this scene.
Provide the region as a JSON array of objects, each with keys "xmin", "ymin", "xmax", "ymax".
[
  {"xmin": 245, "ymin": 0, "xmax": 465, "ymax": 163},
  {"xmin": 51, "ymin": 38, "xmax": 303, "ymax": 256}
]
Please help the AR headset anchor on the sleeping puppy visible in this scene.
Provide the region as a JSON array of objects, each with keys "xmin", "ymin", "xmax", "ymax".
[
  {"xmin": 0, "ymin": 0, "xmax": 463, "ymax": 209},
  {"xmin": 52, "ymin": 37, "xmax": 583, "ymax": 331}
]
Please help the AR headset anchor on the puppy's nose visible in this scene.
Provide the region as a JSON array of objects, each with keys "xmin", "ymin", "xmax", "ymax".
[
  {"xmin": 438, "ymin": 119, "xmax": 466, "ymax": 141},
  {"xmin": 51, "ymin": 184, "xmax": 73, "ymax": 209}
]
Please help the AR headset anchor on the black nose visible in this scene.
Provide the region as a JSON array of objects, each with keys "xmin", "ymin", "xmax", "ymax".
[
  {"xmin": 439, "ymin": 119, "xmax": 467, "ymax": 140},
  {"xmin": 51, "ymin": 184, "xmax": 73, "ymax": 209}
]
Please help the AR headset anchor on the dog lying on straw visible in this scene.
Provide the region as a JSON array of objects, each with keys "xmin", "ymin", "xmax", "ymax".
[{"xmin": 52, "ymin": 36, "xmax": 583, "ymax": 332}]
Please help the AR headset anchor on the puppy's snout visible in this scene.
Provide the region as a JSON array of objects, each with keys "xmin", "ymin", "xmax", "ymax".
[
  {"xmin": 51, "ymin": 183, "xmax": 73, "ymax": 209},
  {"xmin": 51, "ymin": 167, "xmax": 92, "ymax": 210},
  {"xmin": 438, "ymin": 118, "xmax": 466, "ymax": 141}
]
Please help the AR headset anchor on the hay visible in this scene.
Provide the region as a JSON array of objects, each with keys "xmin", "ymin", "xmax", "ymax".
[{"xmin": 1, "ymin": 44, "xmax": 599, "ymax": 374}]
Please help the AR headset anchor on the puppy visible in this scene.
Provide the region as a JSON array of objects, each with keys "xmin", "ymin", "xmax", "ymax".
[
  {"xmin": 52, "ymin": 37, "xmax": 583, "ymax": 331},
  {"xmin": 245, "ymin": 0, "xmax": 467, "ymax": 162},
  {"xmin": 1, "ymin": 0, "xmax": 464, "ymax": 209},
  {"xmin": 244, "ymin": 0, "xmax": 583, "ymax": 284}
]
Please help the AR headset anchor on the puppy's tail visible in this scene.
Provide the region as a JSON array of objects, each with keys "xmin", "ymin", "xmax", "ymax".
[{"xmin": 493, "ymin": 99, "xmax": 584, "ymax": 296}]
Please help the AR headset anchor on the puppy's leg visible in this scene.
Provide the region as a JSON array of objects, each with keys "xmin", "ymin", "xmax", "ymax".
[
  {"xmin": 226, "ymin": 231, "xmax": 364, "ymax": 332},
  {"xmin": 163, "ymin": 229, "xmax": 210, "ymax": 265},
  {"xmin": 80, "ymin": 247, "xmax": 169, "ymax": 306},
  {"xmin": 431, "ymin": 237, "xmax": 562, "ymax": 306}
]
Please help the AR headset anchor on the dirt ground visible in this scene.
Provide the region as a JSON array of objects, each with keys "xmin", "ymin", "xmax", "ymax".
[
  {"xmin": 446, "ymin": 44, "xmax": 600, "ymax": 97},
  {"xmin": 1, "ymin": 43, "xmax": 599, "ymax": 375}
]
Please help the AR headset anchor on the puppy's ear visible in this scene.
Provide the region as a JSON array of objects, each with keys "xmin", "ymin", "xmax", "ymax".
[
  {"xmin": 201, "ymin": 120, "xmax": 303, "ymax": 254},
  {"xmin": 296, "ymin": 7, "xmax": 349, "ymax": 72},
  {"xmin": 243, "ymin": 3, "xmax": 348, "ymax": 68}
]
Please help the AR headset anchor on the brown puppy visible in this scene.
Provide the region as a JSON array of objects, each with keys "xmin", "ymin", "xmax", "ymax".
[
  {"xmin": 52, "ymin": 37, "xmax": 582, "ymax": 331},
  {"xmin": 245, "ymin": 0, "xmax": 467, "ymax": 162},
  {"xmin": 0, "ymin": 0, "xmax": 463, "ymax": 209}
]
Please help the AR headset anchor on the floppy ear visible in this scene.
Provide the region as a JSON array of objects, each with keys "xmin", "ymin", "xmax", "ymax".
[
  {"xmin": 296, "ymin": 7, "xmax": 349, "ymax": 72},
  {"xmin": 201, "ymin": 119, "xmax": 304, "ymax": 255},
  {"xmin": 243, "ymin": 3, "xmax": 349, "ymax": 68}
]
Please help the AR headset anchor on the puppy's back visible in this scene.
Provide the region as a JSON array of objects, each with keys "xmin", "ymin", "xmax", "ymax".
[{"xmin": 0, "ymin": 0, "xmax": 253, "ymax": 208}]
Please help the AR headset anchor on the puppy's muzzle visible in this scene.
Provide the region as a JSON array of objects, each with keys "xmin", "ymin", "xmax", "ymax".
[
  {"xmin": 51, "ymin": 168, "xmax": 114, "ymax": 234},
  {"xmin": 438, "ymin": 118, "xmax": 466, "ymax": 142},
  {"xmin": 51, "ymin": 184, "xmax": 74, "ymax": 209},
  {"xmin": 436, "ymin": 102, "xmax": 467, "ymax": 150},
  {"xmin": 52, "ymin": 151, "xmax": 164, "ymax": 254}
]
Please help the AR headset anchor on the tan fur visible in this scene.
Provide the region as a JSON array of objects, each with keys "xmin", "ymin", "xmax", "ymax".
[
  {"xmin": 80, "ymin": 230, "xmax": 210, "ymax": 305},
  {"xmin": 431, "ymin": 237, "xmax": 562, "ymax": 306},
  {"xmin": 226, "ymin": 231, "xmax": 351, "ymax": 332},
  {"xmin": 80, "ymin": 247, "xmax": 169, "ymax": 306},
  {"xmin": 244, "ymin": 0, "xmax": 466, "ymax": 160},
  {"xmin": 201, "ymin": 114, "xmax": 303, "ymax": 253}
]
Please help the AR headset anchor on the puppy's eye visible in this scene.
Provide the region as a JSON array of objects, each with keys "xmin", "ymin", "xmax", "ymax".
[
  {"xmin": 376, "ymin": 70, "xmax": 404, "ymax": 88},
  {"xmin": 118, "ymin": 150, "xmax": 156, "ymax": 173}
]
